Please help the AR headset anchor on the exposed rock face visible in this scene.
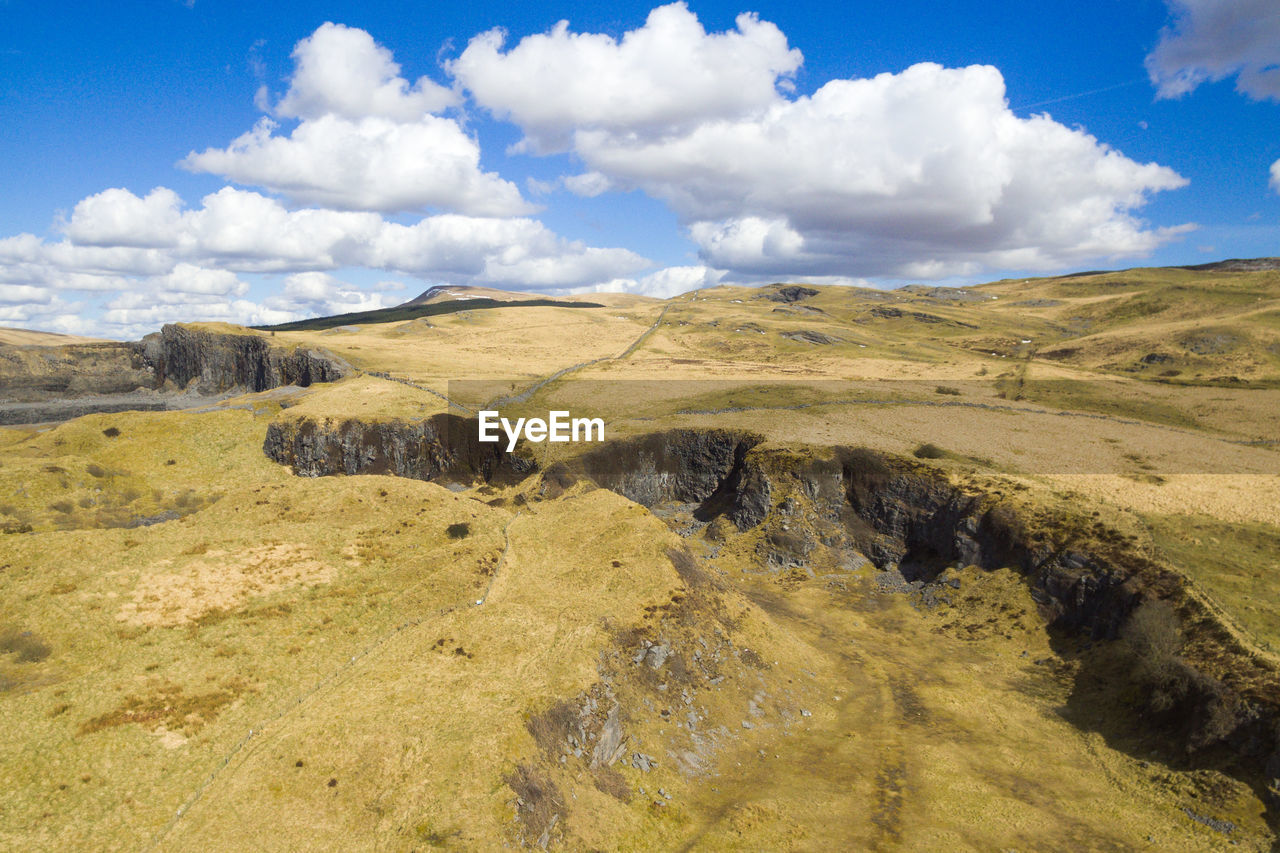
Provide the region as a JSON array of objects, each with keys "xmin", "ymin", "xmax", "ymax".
[
  {"xmin": 762, "ymin": 285, "xmax": 819, "ymax": 303},
  {"xmin": 570, "ymin": 429, "xmax": 769, "ymax": 529},
  {"xmin": 261, "ymin": 421, "xmax": 1280, "ymax": 793},
  {"xmin": 578, "ymin": 437, "xmax": 1280, "ymax": 790},
  {"xmin": 689, "ymin": 443, "xmax": 1280, "ymax": 790},
  {"xmin": 0, "ymin": 397, "xmax": 173, "ymax": 426},
  {"xmin": 258, "ymin": 417, "xmax": 1265, "ymax": 686},
  {"xmin": 263, "ymin": 414, "xmax": 535, "ymax": 485},
  {"xmin": 258, "ymin": 417, "xmax": 1148, "ymax": 639},
  {"xmin": 898, "ymin": 284, "xmax": 992, "ymax": 303},
  {"xmin": 143, "ymin": 325, "xmax": 352, "ymax": 394},
  {"xmin": 831, "ymin": 449, "xmax": 1140, "ymax": 637},
  {"xmin": 780, "ymin": 330, "xmax": 842, "ymax": 345},
  {"xmin": 0, "ymin": 343, "xmax": 153, "ymax": 401},
  {"xmin": 0, "ymin": 323, "xmax": 353, "ymax": 424}
]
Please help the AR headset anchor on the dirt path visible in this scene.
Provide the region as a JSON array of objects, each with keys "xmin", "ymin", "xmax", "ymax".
[
  {"xmin": 363, "ymin": 370, "xmax": 476, "ymax": 414},
  {"xmin": 475, "ymin": 511, "xmax": 521, "ymax": 605},
  {"xmin": 486, "ymin": 301, "xmax": 679, "ymax": 409}
]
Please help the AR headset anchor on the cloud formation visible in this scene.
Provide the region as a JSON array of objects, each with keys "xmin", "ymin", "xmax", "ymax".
[
  {"xmin": 2, "ymin": 10, "xmax": 1206, "ymax": 338},
  {"xmin": 460, "ymin": 9, "xmax": 1190, "ymax": 278},
  {"xmin": 184, "ymin": 22, "xmax": 529, "ymax": 216},
  {"xmin": 36, "ymin": 187, "xmax": 646, "ymax": 282},
  {"xmin": 0, "ymin": 291, "xmax": 90, "ymax": 336},
  {"xmin": 1146, "ymin": 0, "xmax": 1280, "ymax": 101},
  {"xmin": 65, "ymin": 187, "xmax": 187, "ymax": 248},
  {"xmin": 631, "ymin": 265, "xmax": 725, "ymax": 298},
  {"xmin": 183, "ymin": 115, "xmax": 531, "ymax": 215},
  {"xmin": 2, "ymin": 186, "xmax": 648, "ymax": 337},
  {"xmin": 449, "ymin": 2, "xmax": 801, "ymax": 152},
  {"xmin": 262, "ymin": 272, "xmax": 402, "ymax": 317},
  {"xmin": 276, "ymin": 22, "xmax": 456, "ymax": 121}
]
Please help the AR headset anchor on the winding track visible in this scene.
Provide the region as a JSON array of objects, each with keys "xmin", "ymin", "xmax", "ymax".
[
  {"xmin": 475, "ymin": 511, "xmax": 521, "ymax": 606},
  {"xmin": 357, "ymin": 302, "xmax": 677, "ymax": 414},
  {"xmin": 484, "ymin": 302, "xmax": 677, "ymax": 409},
  {"xmin": 361, "ymin": 299, "xmax": 1278, "ymax": 455}
]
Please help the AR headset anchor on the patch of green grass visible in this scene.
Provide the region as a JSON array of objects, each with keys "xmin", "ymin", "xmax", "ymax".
[
  {"xmin": 1018, "ymin": 380, "xmax": 1199, "ymax": 429},
  {"xmin": 1100, "ymin": 296, "xmax": 1171, "ymax": 323},
  {"xmin": 1143, "ymin": 513, "xmax": 1280, "ymax": 650},
  {"xmin": 0, "ymin": 626, "xmax": 51, "ymax": 663}
]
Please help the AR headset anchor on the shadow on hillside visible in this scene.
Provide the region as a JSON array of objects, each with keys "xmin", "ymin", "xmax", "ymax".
[{"xmin": 1047, "ymin": 629, "xmax": 1279, "ymax": 842}]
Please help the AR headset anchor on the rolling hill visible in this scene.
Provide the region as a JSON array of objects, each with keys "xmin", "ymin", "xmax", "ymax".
[{"xmin": 2, "ymin": 261, "xmax": 1279, "ymax": 850}]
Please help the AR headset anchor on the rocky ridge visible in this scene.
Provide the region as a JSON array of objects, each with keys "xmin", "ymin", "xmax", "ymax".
[
  {"xmin": 141, "ymin": 324, "xmax": 352, "ymax": 394},
  {"xmin": 261, "ymin": 414, "xmax": 1280, "ymax": 807},
  {"xmin": 0, "ymin": 323, "xmax": 352, "ymax": 424},
  {"xmin": 263, "ymin": 413, "xmax": 534, "ymax": 485}
]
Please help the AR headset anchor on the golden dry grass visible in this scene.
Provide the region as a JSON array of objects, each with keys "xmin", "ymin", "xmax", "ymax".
[
  {"xmin": 0, "ymin": 328, "xmax": 106, "ymax": 346},
  {"xmin": 3, "ymin": 265, "xmax": 1279, "ymax": 850}
]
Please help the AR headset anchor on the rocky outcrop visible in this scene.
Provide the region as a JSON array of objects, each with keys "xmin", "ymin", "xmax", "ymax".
[
  {"xmin": 0, "ymin": 343, "xmax": 153, "ymax": 401},
  {"xmin": 263, "ymin": 414, "xmax": 535, "ymax": 485},
  {"xmin": 142, "ymin": 324, "xmax": 352, "ymax": 394},
  {"xmin": 0, "ymin": 397, "xmax": 172, "ymax": 426},
  {"xmin": 762, "ymin": 285, "xmax": 819, "ymax": 303},
  {"xmin": 0, "ymin": 323, "xmax": 353, "ymax": 424},
  {"xmin": 569, "ymin": 429, "xmax": 769, "ymax": 529},
  {"xmin": 261, "ymin": 421, "xmax": 1280, "ymax": 795},
  {"xmin": 780, "ymin": 330, "xmax": 842, "ymax": 345},
  {"xmin": 831, "ymin": 448, "xmax": 1140, "ymax": 637},
  {"xmin": 567, "ymin": 436, "xmax": 1280, "ymax": 792},
  {"xmin": 675, "ymin": 442, "xmax": 1280, "ymax": 793},
  {"xmin": 263, "ymin": 420, "xmax": 771, "ymax": 525}
]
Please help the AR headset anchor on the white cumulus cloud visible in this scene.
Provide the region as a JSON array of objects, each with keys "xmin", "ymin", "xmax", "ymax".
[
  {"xmin": 367, "ymin": 213, "xmax": 648, "ymax": 284},
  {"xmin": 183, "ymin": 187, "xmax": 385, "ymax": 271},
  {"xmin": 263, "ymin": 271, "xmax": 399, "ymax": 317},
  {"xmin": 459, "ymin": 12, "xmax": 1190, "ymax": 279},
  {"xmin": 0, "ymin": 232, "xmax": 170, "ymax": 285},
  {"xmin": 155, "ymin": 263, "xmax": 248, "ymax": 296},
  {"xmin": 183, "ymin": 114, "xmax": 531, "ymax": 216},
  {"xmin": 65, "ymin": 187, "xmax": 185, "ymax": 248},
  {"xmin": 1146, "ymin": 0, "xmax": 1280, "ymax": 101},
  {"xmin": 98, "ymin": 297, "xmax": 297, "ymax": 339},
  {"xmin": 0, "ymin": 185, "xmax": 649, "ymax": 337},
  {"xmin": 562, "ymin": 172, "xmax": 612, "ymax": 198},
  {"xmin": 449, "ymin": 2, "xmax": 802, "ymax": 152},
  {"xmin": 0, "ymin": 292, "xmax": 90, "ymax": 336},
  {"xmin": 184, "ymin": 24, "xmax": 530, "ymax": 216},
  {"xmin": 0, "ymin": 283, "xmax": 55, "ymax": 306},
  {"xmin": 634, "ymin": 265, "xmax": 726, "ymax": 298},
  {"xmin": 275, "ymin": 22, "xmax": 456, "ymax": 121}
]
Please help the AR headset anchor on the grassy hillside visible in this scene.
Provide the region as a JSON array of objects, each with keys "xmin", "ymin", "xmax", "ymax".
[
  {"xmin": 0, "ymin": 328, "xmax": 105, "ymax": 346},
  {"xmin": 3, "ymin": 261, "xmax": 1280, "ymax": 849},
  {"xmin": 253, "ymin": 297, "xmax": 604, "ymax": 332}
]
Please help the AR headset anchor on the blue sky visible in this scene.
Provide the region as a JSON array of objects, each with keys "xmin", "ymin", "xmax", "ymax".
[{"xmin": 0, "ymin": 0, "xmax": 1277, "ymax": 338}]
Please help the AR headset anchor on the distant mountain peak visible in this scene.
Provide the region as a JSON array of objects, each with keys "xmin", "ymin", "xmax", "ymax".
[{"xmin": 398, "ymin": 285, "xmax": 537, "ymax": 308}]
